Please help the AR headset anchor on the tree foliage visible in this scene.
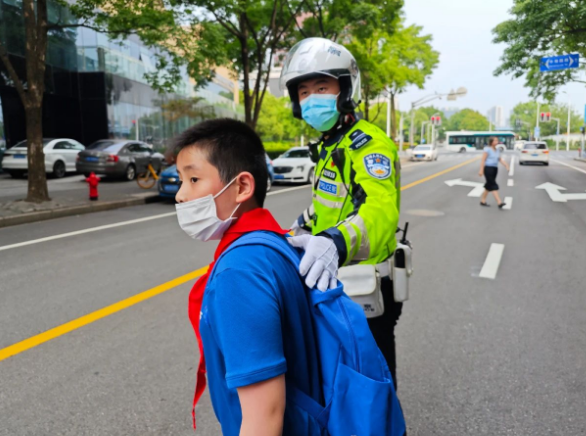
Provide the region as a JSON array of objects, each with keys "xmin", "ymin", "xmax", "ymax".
[
  {"xmin": 509, "ymin": 101, "xmax": 582, "ymax": 138},
  {"xmin": 256, "ymin": 92, "xmax": 315, "ymax": 142},
  {"xmin": 493, "ymin": 0, "xmax": 586, "ymax": 100},
  {"xmin": 445, "ymin": 109, "xmax": 490, "ymax": 132}
]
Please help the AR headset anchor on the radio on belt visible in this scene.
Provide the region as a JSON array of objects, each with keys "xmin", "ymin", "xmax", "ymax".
[{"xmin": 392, "ymin": 222, "xmax": 414, "ymax": 303}]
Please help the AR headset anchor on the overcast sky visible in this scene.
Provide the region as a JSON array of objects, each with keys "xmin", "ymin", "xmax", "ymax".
[{"xmin": 398, "ymin": 0, "xmax": 586, "ymax": 124}]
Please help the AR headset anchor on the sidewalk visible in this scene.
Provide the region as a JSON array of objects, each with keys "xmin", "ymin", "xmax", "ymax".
[{"xmin": 0, "ymin": 174, "xmax": 163, "ymax": 228}]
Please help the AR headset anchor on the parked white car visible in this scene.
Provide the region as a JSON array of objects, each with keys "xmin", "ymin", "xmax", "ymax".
[
  {"xmin": 410, "ymin": 145, "xmax": 438, "ymax": 161},
  {"xmin": 272, "ymin": 147, "xmax": 315, "ymax": 184},
  {"xmin": 2, "ymin": 138, "xmax": 85, "ymax": 178},
  {"xmin": 519, "ymin": 141, "xmax": 549, "ymax": 165}
]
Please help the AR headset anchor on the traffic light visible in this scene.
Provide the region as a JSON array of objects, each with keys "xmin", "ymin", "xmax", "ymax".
[
  {"xmin": 545, "ymin": 112, "xmax": 551, "ymax": 122},
  {"xmin": 540, "ymin": 112, "xmax": 545, "ymax": 122},
  {"xmin": 431, "ymin": 116, "xmax": 442, "ymax": 126}
]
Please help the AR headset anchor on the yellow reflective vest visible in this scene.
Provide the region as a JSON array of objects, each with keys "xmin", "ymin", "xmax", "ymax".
[{"xmin": 297, "ymin": 119, "xmax": 401, "ymax": 266}]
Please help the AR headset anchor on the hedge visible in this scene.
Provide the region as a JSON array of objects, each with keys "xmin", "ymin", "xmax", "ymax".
[{"xmin": 263, "ymin": 141, "xmax": 298, "ymax": 159}]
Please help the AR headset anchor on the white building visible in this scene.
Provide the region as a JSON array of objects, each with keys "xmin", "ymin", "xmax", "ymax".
[{"xmin": 487, "ymin": 106, "xmax": 505, "ymax": 128}]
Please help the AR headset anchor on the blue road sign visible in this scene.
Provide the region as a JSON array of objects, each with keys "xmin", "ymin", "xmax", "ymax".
[
  {"xmin": 540, "ymin": 54, "xmax": 580, "ymax": 72},
  {"xmin": 534, "ymin": 126, "xmax": 541, "ymax": 139},
  {"xmin": 584, "ymin": 104, "xmax": 586, "ymax": 125}
]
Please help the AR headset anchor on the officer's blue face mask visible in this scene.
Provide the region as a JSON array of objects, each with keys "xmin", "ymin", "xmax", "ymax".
[{"xmin": 300, "ymin": 93, "xmax": 340, "ymax": 132}]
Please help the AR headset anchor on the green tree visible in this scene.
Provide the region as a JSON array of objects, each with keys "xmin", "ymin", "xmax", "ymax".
[
  {"xmin": 0, "ymin": 0, "xmax": 179, "ymax": 202},
  {"xmin": 446, "ymin": 109, "xmax": 490, "ymax": 132},
  {"xmin": 509, "ymin": 101, "xmax": 582, "ymax": 138},
  {"xmin": 385, "ymin": 24, "xmax": 439, "ymax": 140},
  {"xmin": 256, "ymin": 92, "xmax": 316, "ymax": 142},
  {"xmin": 493, "ymin": 0, "xmax": 586, "ymax": 100}
]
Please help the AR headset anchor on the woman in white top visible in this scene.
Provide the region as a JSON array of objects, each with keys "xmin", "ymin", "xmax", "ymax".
[{"xmin": 478, "ymin": 137, "xmax": 510, "ymax": 208}]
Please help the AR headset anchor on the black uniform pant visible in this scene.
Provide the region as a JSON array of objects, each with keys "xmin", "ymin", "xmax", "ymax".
[{"xmin": 367, "ymin": 276, "xmax": 403, "ymax": 390}]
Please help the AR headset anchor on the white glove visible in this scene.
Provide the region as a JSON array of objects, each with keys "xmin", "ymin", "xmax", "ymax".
[
  {"xmin": 290, "ymin": 219, "xmax": 311, "ymax": 236},
  {"xmin": 288, "ymin": 235, "xmax": 339, "ymax": 291}
]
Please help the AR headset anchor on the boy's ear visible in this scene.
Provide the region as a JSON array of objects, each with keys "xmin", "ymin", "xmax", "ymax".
[{"xmin": 235, "ymin": 172, "xmax": 256, "ymax": 204}]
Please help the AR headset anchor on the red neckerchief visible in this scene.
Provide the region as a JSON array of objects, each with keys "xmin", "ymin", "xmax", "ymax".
[{"xmin": 188, "ymin": 208, "xmax": 289, "ymax": 430}]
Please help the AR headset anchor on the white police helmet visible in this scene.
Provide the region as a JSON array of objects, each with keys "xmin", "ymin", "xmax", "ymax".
[{"xmin": 279, "ymin": 38, "xmax": 361, "ymax": 119}]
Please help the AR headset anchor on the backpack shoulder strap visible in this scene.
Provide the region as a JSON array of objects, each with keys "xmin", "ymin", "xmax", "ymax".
[{"xmin": 211, "ymin": 232, "xmax": 301, "ymax": 280}]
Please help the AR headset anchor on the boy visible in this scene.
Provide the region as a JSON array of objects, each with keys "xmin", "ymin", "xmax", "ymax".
[{"xmin": 173, "ymin": 119, "xmax": 322, "ymax": 436}]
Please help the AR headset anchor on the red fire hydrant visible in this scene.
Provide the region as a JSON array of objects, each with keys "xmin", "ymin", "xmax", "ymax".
[{"xmin": 85, "ymin": 172, "xmax": 101, "ymax": 201}]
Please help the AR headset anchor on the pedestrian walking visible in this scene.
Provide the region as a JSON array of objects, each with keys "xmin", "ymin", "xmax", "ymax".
[{"xmin": 479, "ymin": 136, "xmax": 510, "ymax": 208}]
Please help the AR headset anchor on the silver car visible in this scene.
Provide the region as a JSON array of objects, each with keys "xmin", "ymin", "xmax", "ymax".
[{"xmin": 76, "ymin": 140, "xmax": 165, "ymax": 181}]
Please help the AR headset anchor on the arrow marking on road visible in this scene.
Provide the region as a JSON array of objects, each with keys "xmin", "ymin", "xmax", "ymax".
[
  {"xmin": 445, "ymin": 178, "xmax": 485, "ymax": 197},
  {"xmin": 535, "ymin": 182, "xmax": 586, "ymax": 202}
]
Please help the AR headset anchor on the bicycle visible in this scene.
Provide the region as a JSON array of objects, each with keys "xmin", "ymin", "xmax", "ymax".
[{"xmin": 136, "ymin": 159, "xmax": 161, "ymax": 189}]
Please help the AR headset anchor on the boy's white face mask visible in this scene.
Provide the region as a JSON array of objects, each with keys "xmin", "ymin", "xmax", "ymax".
[{"xmin": 175, "ymin": 177, "xmax": 240, "ymax": 241}]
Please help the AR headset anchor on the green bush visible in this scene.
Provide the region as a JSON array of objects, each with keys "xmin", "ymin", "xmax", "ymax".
[{"xmin": 263, "ymin": 141, "xmax": 297, "ymax": 159}]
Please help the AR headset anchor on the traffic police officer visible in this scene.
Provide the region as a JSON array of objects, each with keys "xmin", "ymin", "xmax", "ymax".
[{"xmin": 281, "ymin": 38, "xmax": 404, "ymax": 387}]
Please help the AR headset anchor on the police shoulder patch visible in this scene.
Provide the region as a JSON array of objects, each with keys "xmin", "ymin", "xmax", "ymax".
[
  {"xmin": 348, "ymin": 129, "xmax": 373, "ymax": 151},
  {"xmin": 364, "ymin": 153, "xmax": 392, "ymax": 179}
]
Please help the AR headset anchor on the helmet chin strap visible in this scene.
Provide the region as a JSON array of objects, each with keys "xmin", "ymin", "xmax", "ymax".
[{"xmin": 321, "ymin": 111, "xmax": 356, "ymax": 140}]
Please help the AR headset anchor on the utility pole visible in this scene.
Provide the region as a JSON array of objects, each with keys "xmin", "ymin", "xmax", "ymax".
[
  {"xmin": 408, "ymin": 87, "xmax": 467, "ymax": 147},
  {"xmin": 567, "ymin": 101, "xmax": 571, "ymax": 151},
  {"xmin": 399, "ymin": 116, "xmax": 404, "ymax": 151},
  {"xmin": 421, "ymin": 121, "xmax": 429, "ymax": 144},
  {"xmin": 551, "ymin": 117, "xmax": 561, "ymax": 151}
]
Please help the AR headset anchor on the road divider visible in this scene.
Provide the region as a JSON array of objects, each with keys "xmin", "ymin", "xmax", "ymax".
[
  {"xmin": 508, "ymin": 179, "xmax": 514, "ymax": 187},
  {"xmin": 0, "ymin": 157, "xmax": 481, "ymax": 362},
  {"xmin": 503, "ymin": 197, "xmax": 513, "ymax": 210},
  {"xmin": 479, "ymin": 243, "xmax": 505, "ymax": 279},
  {"xmin": 509, "ymin": 157, "xmax": 515, "ymax": 177}
]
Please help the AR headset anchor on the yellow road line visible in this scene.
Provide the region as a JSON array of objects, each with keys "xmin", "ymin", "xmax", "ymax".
[
  {"xmin": 0, "ymin": 267, "xmax": 208, "ymax": 362},
  {"xmin": 0, "ymin": 157, "xmax": 479, "ymax": 362},
  {"xmin": 401, "ymin": 156, "xmax": 481, "ymax": 191}
]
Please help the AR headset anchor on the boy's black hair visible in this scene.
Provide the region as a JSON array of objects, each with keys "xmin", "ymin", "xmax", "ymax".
[{"xmin": 172, "ymin": 118, "xmax": 268, "ymax": 206}]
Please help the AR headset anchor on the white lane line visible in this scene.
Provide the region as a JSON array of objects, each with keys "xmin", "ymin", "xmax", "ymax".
[
  {"xmin": 479, "ymin": 243, "xmax": 505, "ymax": 279},
  {"xmin": 509, "ymin": 156, "xmax": 515, "ymax": 177},
  {"xmin": 552, "ymin": 159, "xmax": 586, "ymax": 175},
  {"xmin": 0, "ymin": 185, "xmax": 311, "ymax": 252},
  {"xmin": 0, "ymin": 213, "xmax": 177, "ymax": 252},
  {"xmin": 502, "ymin": 197, "xmax": 513, "ymax": 210},
  {"xmin": 507, "ymin": 179, "xmax": 514, "ymax": 187}
]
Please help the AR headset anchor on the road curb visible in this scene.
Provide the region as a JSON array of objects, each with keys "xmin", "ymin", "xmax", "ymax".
[
  {"xmin": 0, "ymin": 194, "xmax": 163, "ymax": 229},
  {"xmin": 573, "ymin": 157, "xmax": 586, "ymax": 163}
]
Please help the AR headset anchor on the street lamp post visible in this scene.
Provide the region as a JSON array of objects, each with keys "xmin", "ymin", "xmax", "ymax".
[
  {"xmin": 562, "ymin": 91, "xmax": 571, "ymax": 151},
  {"xmin": 409, "ymin": 87, "xmax": 467, "ymax": 147},
  {"xmin": 551, "ymin": 117, "xmax": 561, "ymax": 151},
  {"xmin": 421, "ymin": 121, "xmax": 430, "ymax": 144}
]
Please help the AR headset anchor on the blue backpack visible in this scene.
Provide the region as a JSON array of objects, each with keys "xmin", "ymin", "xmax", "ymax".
[{"xmin": 215, "ymin": 231, "xmax": 406, "ymax": 436}]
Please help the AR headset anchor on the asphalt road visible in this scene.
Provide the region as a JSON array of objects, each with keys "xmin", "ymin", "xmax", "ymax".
[{"xmin": 1, "ymin": 150, "xmax": 585, "ymax": 435}]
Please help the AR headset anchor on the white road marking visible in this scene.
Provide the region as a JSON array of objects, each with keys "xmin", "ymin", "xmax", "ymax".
[
  {"xmin": 507, "ymin": 179, "xmax": 514, "ymax": 187},
  {"xmin": 552, "ymin": 159, "xmax": 586, "ymax": 175},
  {"xmin": 445, "ymin": 178, "xmax": 485, "ymax": 197},
  {"xmin": 502, "ymin": 197, "xmax": 513, "ymax": 210},
  {"xmin": 0, "ymin": 185, "xmax": 311, "ymax": 252},
  {"xmin": 509, "ymin": 157, "xmax": 515, "ymax": 177},
  {"xmin": 479, "ymin": 243, "xmax": 505, "ymax": 279},
  {"xmin": 535, "ymin": 182, "xmax": 586, "ymax": 202}
]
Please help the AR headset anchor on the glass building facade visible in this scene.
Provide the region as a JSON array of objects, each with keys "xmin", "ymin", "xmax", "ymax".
[{"xmin": 0, "ymin": 0, "xmax": 242, "ymax": 149}]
